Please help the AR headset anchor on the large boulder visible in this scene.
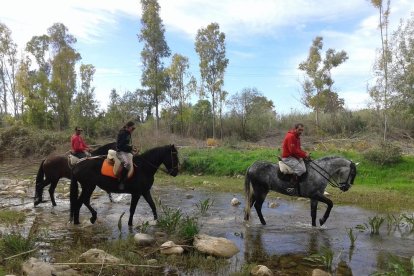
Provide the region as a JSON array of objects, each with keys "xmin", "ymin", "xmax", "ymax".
[
  {"xmin": 134, "ymin": 233, "xmax": 155, "ymax": 246},
  {"xmin": 22, "ymin": 257, "xmax": 80, "ymax": 276},
  {"xmin": 79, "ymin": 248, "xmax": 121, "ymax": 264},
  {"xmin": 251, "ymin": 265, "xmax": 273, "ymax": 276},
  {"xmin": 193, "ymin": 234, "xmax": 239, "ymax": 258},
  {"xmin": 160, "ymin": 241, "xmax": 184, "ymax": 255}
]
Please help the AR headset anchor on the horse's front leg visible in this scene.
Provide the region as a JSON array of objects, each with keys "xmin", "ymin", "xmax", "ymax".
[
  {"xmin": 128, "ymin": 194, "xmax": 140, "ymax": 226},
  {"xmin": 313, "ymin": 194, "xmax": 333, "ymax": 226},
  {"xmin": 142, "ymin": 190, "xmax": 157, "ymax": 220},
  {"xmin": 310, "ymin": 199, "xmax": 318, "ymax": 227}
]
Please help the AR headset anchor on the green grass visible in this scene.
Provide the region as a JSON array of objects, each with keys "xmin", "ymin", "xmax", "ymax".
[{"xmin": 0, "ymin": 210, "xmax": 26, "ymax": 225}]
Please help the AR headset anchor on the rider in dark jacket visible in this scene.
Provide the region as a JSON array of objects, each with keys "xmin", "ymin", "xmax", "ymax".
[{"xmin": 116, "ymin": 121, "xmax": 136, "ymax": 189}]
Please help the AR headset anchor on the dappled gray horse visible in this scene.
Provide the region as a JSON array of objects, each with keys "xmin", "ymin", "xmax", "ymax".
[{"xmin": 244, "ymin": 156, "xmax": 357, "ymax": 226}]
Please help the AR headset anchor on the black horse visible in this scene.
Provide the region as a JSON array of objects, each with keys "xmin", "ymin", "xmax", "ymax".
[
  {"xmin": 34, "ymin": 142, "xmax": 117, "ymax": 206},
  {"xmin": 70, "ymin": 144, "xmax": 179, "ymax": 226},
  {"xmin": 244, "ymin": 156, "xmax": 357, "ymax": 226}
]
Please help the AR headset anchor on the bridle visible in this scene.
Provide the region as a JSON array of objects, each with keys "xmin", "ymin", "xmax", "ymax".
[{"xmin": 307, "ymin": 159, "xmax": 356, "ymax": 190}]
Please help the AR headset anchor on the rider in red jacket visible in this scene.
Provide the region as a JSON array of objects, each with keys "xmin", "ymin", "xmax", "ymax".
[
  {"xmin": 281, "ymin": 123, "xmax": 310, "ymax": 189},
  {"xmin": 71, "ymin": 127, "xmax": 90, "ymax": 159}
]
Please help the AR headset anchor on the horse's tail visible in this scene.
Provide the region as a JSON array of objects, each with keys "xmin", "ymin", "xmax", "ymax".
[
  {"xmin": 69, "ymin": 174, "xmax": 79, "ymax": 222},
  {"xmin": 244, "ymin": 167, "xmax": 252, "ymax": 221},
  {"xmin": 35, "ymin": 159, "xmax": 45, "ymax": 185},
  {"xmin": 34, "ymin": 159, "xmax": 45, "ymax": 200}
]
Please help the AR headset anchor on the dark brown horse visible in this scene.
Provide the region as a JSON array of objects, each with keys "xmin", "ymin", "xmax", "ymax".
[
  {"xmin": 70, "ymin": 144, "xmax": 179, "ymax": 226},
  {"xmin": 34, "ymin": 142, "xmax": 116, "ymax": 206}
]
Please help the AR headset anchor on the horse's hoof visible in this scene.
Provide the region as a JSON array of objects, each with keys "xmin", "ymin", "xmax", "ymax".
[
  {"xmin": 319, "ymin": 218, "xmax": 325, "ymax": 226},
  {"xmin": 90, "ymin": 217, "xmax": 97, "ymax": 224}
]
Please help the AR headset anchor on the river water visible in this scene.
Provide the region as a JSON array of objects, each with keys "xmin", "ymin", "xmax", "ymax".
[{"xmin": 0, "ymin": 158, "xmax": 413, "ymax": 275}]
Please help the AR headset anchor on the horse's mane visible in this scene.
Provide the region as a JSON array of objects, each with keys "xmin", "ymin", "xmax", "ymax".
[
  {"xmin": 316, "ymin": 156, "xmax": 345, "ymax": 162},
  {"xmin": 135, "ymin": 145, "xmax": 172, "ymax": 160}
]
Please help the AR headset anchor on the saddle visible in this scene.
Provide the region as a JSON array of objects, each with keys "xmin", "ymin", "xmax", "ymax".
[
  {"xmin": 68, "ymin": 154, "xmax": 87, "ymax": 166},
  {"xmin": 276, "ymin": 157, "xmax": 307, "ymax": 182},
  {"xmin": 101, "ymin": 150, "xmax": 134, "ymax": 179}
]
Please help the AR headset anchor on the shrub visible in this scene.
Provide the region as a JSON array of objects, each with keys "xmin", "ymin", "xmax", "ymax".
[{"xmin": 363, "ymin": 142, "xmax": 402, "ymax": 166}]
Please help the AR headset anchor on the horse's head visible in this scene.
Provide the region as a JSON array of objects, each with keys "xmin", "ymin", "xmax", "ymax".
[
  {"xmin": 163, "ymin": 144, "xmax": 179, "ymax": 176},
  {"xmin": 338, "ymin": 160, "xmax": 357, "ymax": 191}
]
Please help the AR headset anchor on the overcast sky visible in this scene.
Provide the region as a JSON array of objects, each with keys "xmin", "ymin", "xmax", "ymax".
[{"xmin": 1, "ymin": 0, "xmax": 414, "ymax": 114}]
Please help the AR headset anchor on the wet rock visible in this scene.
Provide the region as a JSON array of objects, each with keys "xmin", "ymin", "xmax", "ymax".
[
  {"xmin": 22, "ymin": 258, "xmax": 55, "ymax": 276},
  {"xmin": 324, "ymin": 191, "xmax": 330, "ymax": 196},
  {"xmin": 312, "ymin": 269, "xmax": 332, "ymax": 276},
  {"xmin": 53, "ymin": 264, "xmax": 81, "ymax": 276},
  {"xmin": 22, "ymin": 257, "xmax": 81, "ymax": 276},
  {"xmin": 160, "ymin": 241, "xmax": 184, "ymax": 255},
  {"xmin": 79, "ymin": 248, "xmax": 121, "ymax": 264},
  {"xmin": 268, "ymin": 202, "xmax": 279, "ymax": 208},
  {"xmin": 185, "ymin": 194, "xmax": 193, "ymax": 199},
  {"xmin": 231, "ymin": 197, "xmax": 241, "ymax": 206},
  {"xmin": 251, "ymin": 264, "xmax": 273, "ymax": 276},
  {"xmin": 193, "ymin": 234, "xmax": 239, "ymax": 258},
  {"xmin": 14, "ymin": 189, "xmax": 26, "ymax": 196},
  {"xmin": 134, "ymin": 233, "xmax": 155, "ymax": 246}
]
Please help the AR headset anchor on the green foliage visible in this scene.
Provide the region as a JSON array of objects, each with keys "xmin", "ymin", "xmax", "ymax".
[
  {"xmin": 178, "ymin": 216, "xmax": 199, "ymax": 241},
  {"xmin": 195, "ymin": 22, "xmax": 229, "ymax": 138},
  {"xmin": 298, "ymin": 36, "xmax": 348, "ymax": 120},
  {"xmin": 180, "ymin": 147, "xmax": 276, "ymax": 176},
  {"xmin": 0, "ymin": 210, "xmax": 26, "ymax": 225},
  {"xmin": 0, "ymin": 233, "xmax": 35, "ymax": 256},
  {"xmin": 0, "ymin": 126, "xmax": 68, "ymax": 157},
  {"xmin": 195, "ymin": 198, "xmax": 214, "ymax": 216},
  {"xmin": 139, "ymin": 0, "xmax": 171, "ymax": 128},
  {"xmin": 156, "ymin": 200, "xmax": 199, "ymax": 241},
  {"xmin": 304, "ymin": 246, "xmax": 334, "ymax": 271},
  {"xmin": 157, "ymin": 201, "xmax": 183, "ymax": 234},
  {"xmin": 136, "ymin": 220, "xmax": 150, "ymax": 234},
  {"xmin": 363, "ymin": 142, "xmax": 402, "ymax": 165},
  {"xmin": 346, "ymin": 227, "xmax": 357, "ymax": 248},
  {"xmin": 366, "ymin": 216, "xmax": 385, "ymax": 235}
]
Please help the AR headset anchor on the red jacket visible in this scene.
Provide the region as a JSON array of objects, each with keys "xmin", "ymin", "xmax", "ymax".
[
  {"xmin": 71, "ymin": 134, "xmax": 88, "ymax": 153},
  {"xmin": 281, "ymin": 130, "xmax": 307, "ymax": 159}
]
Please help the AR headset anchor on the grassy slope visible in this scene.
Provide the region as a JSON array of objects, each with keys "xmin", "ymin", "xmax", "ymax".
[{"xmin": 157, "ymin": 146, "xmax": 414, "ymax": 212}]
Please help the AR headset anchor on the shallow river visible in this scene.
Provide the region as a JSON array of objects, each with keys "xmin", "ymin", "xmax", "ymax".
[{"xmin": 0, "ymin": 158, "xmax": 413, "ymax": 275}]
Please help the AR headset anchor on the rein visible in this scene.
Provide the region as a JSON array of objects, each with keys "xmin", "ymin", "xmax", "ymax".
[
  {"xmin": 135, "ymin": 148, "xmax": 179, "ymax": 175},
  {"xmin": 307, "ymin": 159, "xmax": 354, "ymax": 189}
]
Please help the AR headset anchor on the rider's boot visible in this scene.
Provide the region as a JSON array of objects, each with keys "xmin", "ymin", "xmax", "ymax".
[
  {"xmin": 118, "ymin": 169, "xmax": 128, "ymax": 190},
  {"xmin": 290, "ymin": 174, "xmax": 301, "ymax": 195}
]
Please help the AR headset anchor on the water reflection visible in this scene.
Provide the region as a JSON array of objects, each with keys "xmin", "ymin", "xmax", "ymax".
[{"xmin": 243, "ymin": 224, "xmax": 353, "ymax": 274}]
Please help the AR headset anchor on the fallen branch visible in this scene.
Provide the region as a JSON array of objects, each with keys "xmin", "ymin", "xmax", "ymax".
[
  {"xmin": 52, "ymin": 262, "xmax": 162, "ymax": 268},
  {"xmin": 4, "ymin": 247, "xmax": 38, "ymax": 261}
]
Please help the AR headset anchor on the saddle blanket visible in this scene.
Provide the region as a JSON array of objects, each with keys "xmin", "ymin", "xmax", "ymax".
[{"xmin": 101, "ymin": 159, "xmax": 121, "ymax": 179}]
